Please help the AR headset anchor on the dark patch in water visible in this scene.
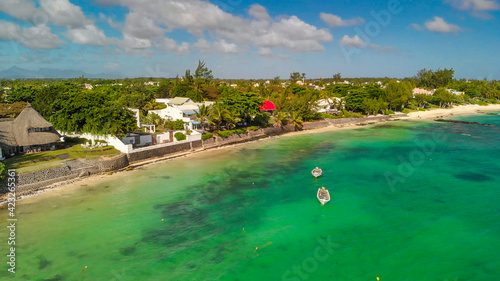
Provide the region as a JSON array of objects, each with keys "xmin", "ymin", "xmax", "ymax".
[
  {"xmin": 44, "ymin": 274, "xmax": 63, "ymax": 281},
  {"xmin": 38, "ymin": 255, "xmax": 51, "ymax": 270},
  {"xmin": 119, "ymin": 246, "xmax": 136, "ymax": 256},
  {"xmin": 454, "ymin": 172, "xmax": 492, "ymax": 182},
  {"xmin": 186, "ymin": 263, "xmax": 197, "ymax": 269},
  {"xmin": 434, "ymin": 199, "xmax": 446, "ymax": 204},
  {"xmin": 161, "ymin": 175, "xmax": 171, "ymax": 179},
  {"xmin": 104, "ymin": 185, "xmax": 110, "ymax": 188},
  {"xmin": 373, "ymin": 123, "xmax": 398, "ymax": 129}
]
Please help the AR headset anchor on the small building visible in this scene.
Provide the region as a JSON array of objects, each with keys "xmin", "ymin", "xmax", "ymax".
[
  {"xmin": 413, "ymin": 88, "xmax": 434, "ymax": 96},
  {"xmin": 83, "ymin": 83, "xmax": 93, "ymax": 90},
  {"xmin": 259, "ymin": 101, "xmax": 276, "ymax": 111},
  {"xmin": 167, "ymin": 97, "xmax": 194, "ymax": 106},
  {"xmin": 0, "ymin": 103, "xmax": 61, "ymax": 158}
]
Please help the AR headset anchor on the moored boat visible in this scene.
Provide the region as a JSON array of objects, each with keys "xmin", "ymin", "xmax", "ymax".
[
  {"xmin": 317, "ymin": 187, "xmax": 330, "ymax": 205},
  {"xmin": 311, "ymin": 167, "xmax": 322, "ymax": 178}
]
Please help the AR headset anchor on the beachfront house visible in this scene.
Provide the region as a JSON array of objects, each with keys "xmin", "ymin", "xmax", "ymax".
[
  {"xmin": 315, "ymin": 98, "xmax": 343, "ymax": 114},
  {"xmin": 149, "ymin": 98, "xmax": 214, "ymax": 130},
  {"xmin": 0, "ymin": 103, "xmax": 61, "ymax": 159}
]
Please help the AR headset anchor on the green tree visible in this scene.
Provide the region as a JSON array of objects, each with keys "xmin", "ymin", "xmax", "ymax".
[
  {"xmin": 195, "ymin": 104, "xmax": 211, "ymax": 130},
  {"xmin": 385, "ymin": 80, "xmax": 413, "ymax": 110},
  {"xmin": 289, "ymin": 111, "xmax": 303, "ymax": 129},
  {"xmin": 432, "ymin": 87, "xmax": 455, "ymax": 108},
  {"xmin": 345, "ymin": 89, "xmax": 369, "ymax": 112},
  {"xmin": 333, "ymin": 73, "xmax": 342, "ymax": 83},
  {"xmin": 290, "ymin": 72, "xmax": 301, "ymax": 82},
  {"xmin": 209, "ymin": 102, "xmax": 230, "ymax": 129},
  {"xmin": 413, "ymin": 94, "xmax": 432, "ymax": 108}
]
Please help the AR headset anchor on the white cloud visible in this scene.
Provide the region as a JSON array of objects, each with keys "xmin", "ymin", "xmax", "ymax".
[
  {"xmin": 193, "ymin": 39, "xmax": 239, "ymax": 54},
  {"xmin": 66, "ymin": 24, "xmax": 118, "ymax": 46},
  {"xmin": 320, "ymin": 13, "xmax": 365, "ymax": 28},
  {"xmin": 257, "ymin": 47, "xmax": 273, "ymax": 57},
  {"xmin": 410, "ymin": 23, "xmax": 423, "ymax": 30},
  {"xmin": 445, "ymin": 0, "xmax": 499, "ymax": 18},
  {"xmin": 40, "ymin": 0, "xmax": 91, "ymax": 27},
  {"xmin": 213, "ymin": 40, "xmax": 239, "ymax": 54},
  {"xmin": 0, "ymin": 0, "xmax": 38, "ymax": 21},
  {"xmin": 0, "ymin": 21, "xmax": 65, "ymax": 49},
  {"xmin": 156, "ymin": 37, "xmax": 190, "ymax": 54},
  {"xmin": 444, "ymin": 0, "xmax": 499, "ymax": 11},
  {"xmin": 248, "ymin": 4, "xmax": 271, "ymax": 22},
  {"xmin": 123, "ymin": 12, "xmax": 165, "ymax": 40},
  {"xmin": 99, "ymin": 13, "xmax": 122, "ymax": 29},
  {"xmin": 369, "ymin": 44, "xmax": 398, "ymax": 53},
  {"xmin": 339, "ymin": 35, "xmax": 365, "ymax": 48},
  {"xmin": 193, "ymin": 38, "xmax": 213, "ymax": 53},
  {"xmin": 424, "ymin": 16, "xmax": 462, "ymax": 33},
  {"xmin": 96, "ymin": 0, "xmax": 333, "ymax": 53}
]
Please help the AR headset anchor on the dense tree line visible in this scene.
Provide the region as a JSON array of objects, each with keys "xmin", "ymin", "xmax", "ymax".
[{"xmin": 1, "ymin": 66, "xmax": 499, "ymax": 137}]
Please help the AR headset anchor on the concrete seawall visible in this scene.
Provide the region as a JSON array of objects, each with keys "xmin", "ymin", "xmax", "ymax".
[{"xmin": 3, "ymin": 114, "xmax": 404, "ymax": 197}]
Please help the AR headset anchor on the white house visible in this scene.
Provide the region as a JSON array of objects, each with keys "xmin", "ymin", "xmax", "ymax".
[
  {"xmin": 315, "ymin": 98, "xmax": 343, "ymax": 113},
  {"xmin": 148, "ymin": 98, "xmax": 214, "ymax": 130},
  {"xmin": 447, "ymin": 89, "xmax": 465, "ymax": 95}
]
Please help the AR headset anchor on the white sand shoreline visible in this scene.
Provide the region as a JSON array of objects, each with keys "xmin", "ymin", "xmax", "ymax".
[
  {"xmin": 5, "ymin": 103, "xmax": 500, "ymax": 205},
  {"xmin": 404, "ymin": 104, "xmax": 500, "ymax": 120}
]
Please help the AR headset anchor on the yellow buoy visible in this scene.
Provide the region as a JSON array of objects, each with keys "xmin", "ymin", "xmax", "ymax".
[{"xmin": 376, "ymin": 277, "xmax": 380, "ymax": 281}]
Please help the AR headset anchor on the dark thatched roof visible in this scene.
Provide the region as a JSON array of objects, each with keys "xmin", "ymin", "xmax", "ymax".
[
  {"xmin": 0, "ymin": 119, "xmax": 17, "ymax": 149},
  {"xmin": 12, "ymin": 103, "xmax": 53, "ymax": 129},
  {"xmin": 0, "ymin": 103, "xmax": 60, "ymax": 148}
]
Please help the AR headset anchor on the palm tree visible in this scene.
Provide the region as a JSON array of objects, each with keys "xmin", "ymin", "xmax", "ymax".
[
  {"xmin": 209, "ymin": 102, "xmax": 230, "ymax": 130},
  {"xmin": 195, "ymin": 104, "xmax": 210, "ymax": 130},
  {"xmin": 225, "ymin": 111, "xmax": 242, "ymax": 130},
  {"xmin": 289, "ymin": 111, "xmax": 303, "ymax": 130},
  {"xmin": 273, "ymin": 110, "xmax": 289, "ymax": 127}
]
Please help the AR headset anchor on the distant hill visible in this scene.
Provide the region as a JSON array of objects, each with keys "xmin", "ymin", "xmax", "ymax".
[{"xmin": 0, "ymin": 66, "xmax": 126, "ymax": 79}]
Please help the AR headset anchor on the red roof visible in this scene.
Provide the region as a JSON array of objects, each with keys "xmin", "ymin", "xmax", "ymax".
[{"xmin": 259, "ymin": 100, "xmax": 276, "ymax": 111}]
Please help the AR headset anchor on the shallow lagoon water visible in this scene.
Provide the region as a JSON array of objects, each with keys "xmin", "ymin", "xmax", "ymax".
[{"xmin": 1, "ymin": 114, "xmax": 499, "ymax": 281}]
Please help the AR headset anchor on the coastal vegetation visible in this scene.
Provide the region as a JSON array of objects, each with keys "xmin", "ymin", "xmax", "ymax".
[
  {"xmin": 1, "ymin": 63, "xmax": 499, "ymax": 139},
  {"xmin": 4, "ymin": 143, "xmax": 120, "ymax": 173}
]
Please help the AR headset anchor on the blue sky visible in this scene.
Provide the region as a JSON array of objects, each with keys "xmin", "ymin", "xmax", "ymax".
[{"xmin": 0, "ymin": 0, "xmax": 499, "ymax": 79}]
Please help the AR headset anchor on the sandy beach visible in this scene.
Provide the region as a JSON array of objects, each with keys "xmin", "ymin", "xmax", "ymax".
[
  {"xmin": 405, "ymin": 104, "xmax": 500, "ymax": 120},
  {"xmin": 8, "ymin": 103, "xmax": 500, "ymax": 205}
]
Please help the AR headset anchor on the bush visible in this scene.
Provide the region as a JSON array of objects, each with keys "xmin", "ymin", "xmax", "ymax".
[
  {"xmin": 402, "ymin": 109, "xmax": 411, "ymax": 114},
  {"xmin": 247, "ymin": 126, "xmax": 259, "ymax": 131},
  {"xmin": 320, "ymin": 113, "xmax": 336, "ymax": 119},
  {"xmin": 201, "ymin": 132, "xmax": 213, "ymax": 141},
  {"xmin": 217, "ymin": 130, "xmax": 234, "ymax": 138},
  {"xmin": 385, "ymin": 110, "xmax": 395, "ymax": 115},
  {"xmin": 234, "ymin": 128, "xmax": 247, "ymax": 134},
  {"xmin": 174, "ymin": 132, "xmax": 186, "ymax": 141},
  {"xmin": 65, "ymin": 137, "xmax": 86, "ymax": 144}
]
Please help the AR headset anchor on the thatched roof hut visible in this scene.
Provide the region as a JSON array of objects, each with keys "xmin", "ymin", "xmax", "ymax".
[
  {"xmin": 12, "ymin": 103, "xmax": 60, "ymax": 146},
  {"xmin": 0, "ymin": 103, "xmax": 60, "ymax": 152},
  {"xmin": 0, "ymin": 118, "xmax": 17, "ymax": 150}
]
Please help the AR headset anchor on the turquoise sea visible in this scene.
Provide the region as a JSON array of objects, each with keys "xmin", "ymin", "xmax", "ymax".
[{"xmin": 1, "ymin": 113, "xmax": 500, "ymax": 281}]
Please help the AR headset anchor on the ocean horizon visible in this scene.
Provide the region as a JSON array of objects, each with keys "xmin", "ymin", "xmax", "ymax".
[{"xmin": 1, "ymin": 113, "xmax": 499, "ymax": 281}]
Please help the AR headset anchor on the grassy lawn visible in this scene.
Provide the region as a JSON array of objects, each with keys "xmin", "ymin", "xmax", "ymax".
[{"xmin": 5, "ymin": 144, "xmax": 121, "ymax": 173}]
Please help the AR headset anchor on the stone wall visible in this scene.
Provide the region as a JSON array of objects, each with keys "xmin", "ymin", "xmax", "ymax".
[
  {"xmin": 127, "ymin": 142, "xmax": 192, "ymax": 163},
  {"xmin": 6, "ymin": 153, "xmax": 129, "ymax": 196}
]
